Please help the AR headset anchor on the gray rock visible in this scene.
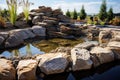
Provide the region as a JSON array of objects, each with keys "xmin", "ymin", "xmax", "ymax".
[
  {"xmin": 36, "ymin": 53, "xmax": 68, "ymax": 75},
  {"xmin": 0, "ymin": 32, "xmax": 9, "ymax": 38},
  {"xmin": 32, "ymin": 16, "xmax": 42, "ymax": 24},
  {"xmin": 32, "ymin": 26, "xmax": 46, "ymax": 37},
  {"xmin": 71, "ymin": 48, "xmax": 93, "ymax": 71},
  {"xmin": 0, "ymin": 36, "xmax": 4, "ymax": 45}
]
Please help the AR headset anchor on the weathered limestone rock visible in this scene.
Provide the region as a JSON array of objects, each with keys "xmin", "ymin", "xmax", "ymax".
[
  {"xmin": 90, "ymin": 46, "xmax": 114, "ymax": 67},
  {"xmin": 0, "ymin": 36, "xmax": 4, "ymax": 45},
  {"xmin": 0, "ymin": 59, "xmax": 16, "ymax": 80},
  {"xmin": 71, "ymin": 48, "xmax": 93, "ymax": 71},
  {"xmin": 74, "ymin": 42, "xmax": 98, "ymax": 50},
  {"xmin": 0, "ymin": 32, "xmax": 8, "ymax": 39},
  {"xmin": 17, "ymin": 59, "xmax": 38, "ymax": 80},
  {"xmin": 32, "ymin": 16, "xmax": 42, "ymax": 24},
  {"xmin": 99, "ymin": 30, "xmax": 112, "ymax": 44},
  {"xmin": 36, "ymin": 53, "xmax": 69, "ymax": 75},
  {"xmin": 32, "ymin": 26, "xmax": 46, "ymax": 37},
  {"xmin": 107, "ymin": 41, "xmax": 120, "ymax": 59},
  {"xmin": 111, "ymin": 31, "xmax": 120, "ymax": 41}
]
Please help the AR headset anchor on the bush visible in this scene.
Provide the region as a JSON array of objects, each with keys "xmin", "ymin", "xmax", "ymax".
[
  {"xmin": 109, "ymin": 17, "xmax": 120, "ymax": 26},
  {"xmin": 0, "ymin": 16, "xmax": 5, "ymax": 28},
  {"xmin": 100, "ymin": 21, "xmax": 105, "ymax": 25}
]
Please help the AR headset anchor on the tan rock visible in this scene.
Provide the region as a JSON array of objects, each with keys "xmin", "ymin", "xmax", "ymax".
[
  {"xmin": 107, "ymin": 41, "xmax": 120, "ymax": 59},
  {"xmin": 71, "ymin": 48, "xmax": 93, "ymax": 71},
  {"xmin": 90, "ymin": 46, "xmax": 114, "ymax": 67},
  {"xmin": 17, "ymin": 59, "xmax": 38, "ymax": 80},
  {"xmin": 0, "ymin": 59, "xmax": 16, "ymax": 80}
]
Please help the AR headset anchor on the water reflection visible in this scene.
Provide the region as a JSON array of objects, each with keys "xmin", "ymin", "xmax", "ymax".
[{"xmin": 0, "ymin": 44, "xmax": 44, "ymax": 58}]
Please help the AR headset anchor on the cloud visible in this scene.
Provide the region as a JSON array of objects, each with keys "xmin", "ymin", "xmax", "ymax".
[{"xmin": 51, "ymin": 1, "xmax": 119, "ymax": 14}]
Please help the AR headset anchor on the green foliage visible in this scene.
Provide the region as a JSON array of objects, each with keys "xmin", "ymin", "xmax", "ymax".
[
  {"xmin": 79, "ymin": 5, "xmax": 87, "ymax": 20},
  {"xmin": 19, "ymin": 0, "xmax": 33, "ymax": 22},
  {"xmin": 99, "ymin": 0, "xmax": 107, "ymax": 21},
  {"xmin": 66, "ymin": 9, "xmax": 71, "ymax": 18},
  {"xmin": 0, "ymin": 9, "xmax": 9, "ymax": 21},
  {"xmin": 6, "ymin": 0, "xmax": 18, "ymax": 25},
  {"xmin": 0, "ymin": 16, "xmax": 5, "ymax": 28},
  {"xmin": 107, "ymin": 7, "xmax": 114, "ymax": 21},
  {"xmin": 87, "ymin": 16, "xmax": 93, "ymax": 24},
  {"xmin": 109, "ymin": 17, "xmax": 120, "ymax": 26},
  {"xmin": 73, "ymin": 9, "xmax": 78, "ymax": 19},
  {"xmin": 100, "ymin": 21, "xmax": 105, "ymax": 25}
]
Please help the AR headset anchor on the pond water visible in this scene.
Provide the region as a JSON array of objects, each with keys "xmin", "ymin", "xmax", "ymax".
[{"xmin": 43, "ymin": 61, "xmax": 120, "ymax": 80}]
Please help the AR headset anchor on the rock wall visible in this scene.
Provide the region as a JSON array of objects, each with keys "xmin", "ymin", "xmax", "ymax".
[{"xmin": 0, "ymin": 26, "xmax": 46, "ymax": 48}]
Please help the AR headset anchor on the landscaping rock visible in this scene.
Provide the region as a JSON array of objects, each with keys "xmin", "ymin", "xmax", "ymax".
[
  {"xmin": 99, "ymin": 30, "xmax": 112, "ymax": 44},
  {"xmin": 0, "ymin": 32, "xmax": 9, "ymax": 39},
  {"xmin": 36, "ymin": 53, "xmax": 69, "ymax": 75},
  {"xmin": 32, "ymin": 16, "xmax": 42, "ymax": 24},
  {"xmin": 32, "ymin": 26, "xmax": 46, "ymax": 37},
  {"xmin": 0, "ymin": 59, "xmax": 16, "ymax": 80},
  {"xmin": 0, "ymin": 36, "xmax": 4, "ymax": 45},
  {"xmin": 17, "ymin": 59, "xmax": 38, "ymax": 80},
  {"xmin": 107, "ymin": 41, "xmax": 120, "ymax": 59},
  {"xmin": 74, "ymin": 42, "xmax": 98, "ymax": 50},
  {"xmin": 5, "ymin": 34, "xmax": 24, "ymax": 48},
  {"xmin": 90, "ymin": 46, "xmax": 114, "ymax": 67},
  {"xmin": 71, "ymin": 48, "xmax": 93, "ymax": 71}
]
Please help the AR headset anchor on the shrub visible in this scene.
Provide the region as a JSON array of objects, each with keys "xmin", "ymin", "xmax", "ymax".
[
  {"xmin": 100, "ymin": 21, "xmax": 105, "ymax": 25},
  {"xmin": 0, "ymin": 16, "xmax": 6, "ymax": 28},
  {"xmin": 110, "ymin": 17, "xmax": 120, "ymax": 26}
]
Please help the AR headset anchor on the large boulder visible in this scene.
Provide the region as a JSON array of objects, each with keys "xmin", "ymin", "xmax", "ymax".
[
  {"xmin": 5, "ymin": 33, "xmax": 24, "ymax": 48},
  {"xmin": 107, "ymin": 41, "xmax": 120, "ymax": 59},
  {"xmin": 0, "ymin": 36, "xmax": 4, "ymax": 45},
  {"xmin": 90, "ymin": 46, "xmax": 114, "ymax": 67},
  {"xmin": 5, "ymin": 29, "xmax": 35, "ymax": 48},
  {"xmin": 71, "ymin": 48, "xmax": 93, "ymax": 71},
  {"xmin": 36, "ymin": 53, "xmax": 69, "ymax": 75},
  {"xmin": 0, "ymin": 59, "xmax": 16, "ymax": 80},
  {"xmin": 32, "ymin": 26, "xmax": 46, "ymax": 37},
  {"xmin": 17, "ymin": 59, "xmax": 38, "ymax": 80}
]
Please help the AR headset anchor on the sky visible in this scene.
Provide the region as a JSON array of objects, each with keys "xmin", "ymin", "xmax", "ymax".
[{"xmin": 0, "ymin": 0, "xmax": 120, "ymax": 14}]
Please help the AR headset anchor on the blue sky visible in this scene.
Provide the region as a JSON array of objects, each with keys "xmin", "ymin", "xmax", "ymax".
[{"xmin": 0, "ymin": 0, "xmax": 120, "ymax": 14}]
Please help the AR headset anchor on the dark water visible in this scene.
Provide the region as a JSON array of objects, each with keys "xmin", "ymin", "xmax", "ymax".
[{"xmin": 43, "ymin": 61, "xmax": 120, "ymax": 80}]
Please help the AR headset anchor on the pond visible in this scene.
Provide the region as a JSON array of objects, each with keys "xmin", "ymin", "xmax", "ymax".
[{"xmin": 0, "ymin": 38, "xmax": 84, "ymax": 58}]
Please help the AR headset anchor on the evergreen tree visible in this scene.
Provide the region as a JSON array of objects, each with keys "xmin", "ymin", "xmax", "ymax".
[
  {"xmin": 107, "ymin": 7, "xmax": 114, "ymax": 21},
  {"xmin": 66, "ymin": 9, "xmax": 71, "ymax": 18},
  {"xmin": 73, "ymin": 9, "xmax": 78, "ymax": 19},
  {"xmin": 79, "ymin": 5, "xmax": 87, "ymax": 20},
  {"xmin": 99, "ymin": 0, "xmax": 107, "ymax": 21}
]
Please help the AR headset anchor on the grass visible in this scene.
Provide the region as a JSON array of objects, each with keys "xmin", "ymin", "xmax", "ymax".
[{"xmin": 32, "ymin": 38, "xmax": 84, "ymax": 53}]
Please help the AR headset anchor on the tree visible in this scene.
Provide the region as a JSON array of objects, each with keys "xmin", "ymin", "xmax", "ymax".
[
  {"xmin": 99, "ymin": 0, "xmax": 107, "ymax": 21},
  {"xmin": 107, "ymin": 7, "xmax": 114, "ymax": 21},
  {"xmin": 79, "ymin": 5, "xmax": 86, "ymax": 20},
  {"xmin": 73, "ymin": 9, "xmax": 78, "ymax": 19},
  {"xmin": 66, "ymin": 9, "xmax": 71, "ymax": 18}
]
